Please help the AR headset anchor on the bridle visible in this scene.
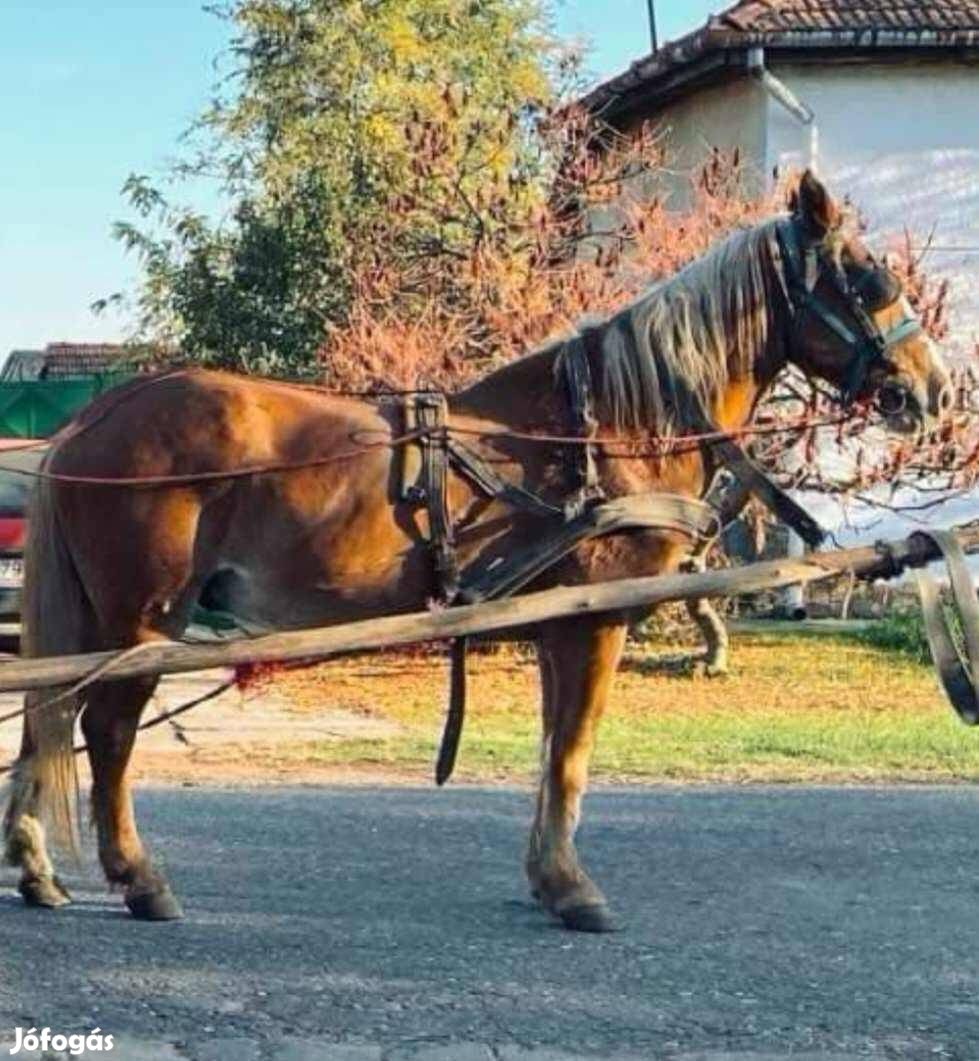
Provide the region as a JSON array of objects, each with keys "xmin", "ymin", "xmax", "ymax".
[{"xmin": 775, "ymin": 216, "xmax": 924, "ymax": 406}]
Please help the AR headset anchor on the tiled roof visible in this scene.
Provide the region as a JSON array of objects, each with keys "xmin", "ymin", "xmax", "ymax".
[
  {"xmin": 41, "ymin": 343, "xmax": 131, "ymax": 378},
  {"xmin": 719, "ymin": 1, "xmax": 979, "ymax": 34},
  {"xmin": 585, "ymin": 0, "xmax": 979, "ymax": 118},
  {"xmin": 1, "ymin": 344, "xmax": 132, "ymax": 382}
]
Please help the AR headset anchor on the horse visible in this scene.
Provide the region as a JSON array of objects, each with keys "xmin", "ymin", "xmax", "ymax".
[{"xmin": 2, "ymin": 172, "xmax": 952, "ymax": 932}]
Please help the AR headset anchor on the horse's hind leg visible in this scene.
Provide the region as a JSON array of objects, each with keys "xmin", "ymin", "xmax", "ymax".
[
  {"xmin": 2, "ymin": 698, "xmax": 72, "ymax": 908},
  {"xmin": 531, "ymin": 617, "xmax": 626, "ymax": 933},
  {"xmin": 526, "ymin": 645, "xmax": 557, "ymax": 900},
  {"xmin": 81, "ymin": 675, "xmax": 182, "ymax": 920},
  {"xmin": 686, "ymin": 596, "xmax": 729, "ymax": 675}
]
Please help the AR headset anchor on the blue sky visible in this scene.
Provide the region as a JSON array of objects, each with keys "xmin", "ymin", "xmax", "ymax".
[{"xmin": 0, "ymin": 1, "xmax": 723, "ymax": 356}]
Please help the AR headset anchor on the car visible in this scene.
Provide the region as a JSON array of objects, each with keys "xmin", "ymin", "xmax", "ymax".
[{"xmin": 0, "ymin": 443, "xmax": 46, "ymax": 621}]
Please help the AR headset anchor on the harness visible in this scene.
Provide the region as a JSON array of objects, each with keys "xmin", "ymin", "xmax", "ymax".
[
  {"xmin": 401, "ymin": 372, "xmax": 721, "ymax": 785},
  {"xmin": 408, "ymin": 214, "xmax": 926, "ymax": 784}
]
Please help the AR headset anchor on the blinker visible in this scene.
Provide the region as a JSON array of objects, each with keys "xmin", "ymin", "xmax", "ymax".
[{"xmin": 848, "ymin": 263, "xmax": 901, "ymax": 313}]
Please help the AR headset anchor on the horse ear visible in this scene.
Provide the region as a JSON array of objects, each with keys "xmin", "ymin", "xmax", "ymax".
[{"xmin": 796, "ymin": 170, "xmax": 840, "ymax": 236}]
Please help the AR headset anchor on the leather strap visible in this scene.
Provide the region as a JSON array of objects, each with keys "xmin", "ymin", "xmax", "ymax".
[
  {"xmin": 434, "ymin": 490, "xmax": 720, "ymax": 784},
  {"xmin": 446, "ymin": 438, "xmax": 562, "ymax": 520},
  {"xmin": 457, "ymin": 492, "xmax": 720, "ymax": 605},
  {"xmin": 415, "ymin": 394, "xmax": 458, "ymax": 603},
  {"xmin": 435, "ymin": 637, "xmax": 468, "ymax": 786},
  {"xmin": 775, "ymin": 218, "xmax": 923, "ymax": 405},
  {"xmin": 412, "ymin": 395, "xmax": 470, "ymax": 785},
  {"xmin": 710, "ymin": 437, "xmax": 826, "ymax": 549},
  {"xmin": 563, "ymin": 331, "xmax": 604, "ymax": 516},
  {"xmin": 913, "ymin": 529, "xmax": 979, "ymax": 726}
]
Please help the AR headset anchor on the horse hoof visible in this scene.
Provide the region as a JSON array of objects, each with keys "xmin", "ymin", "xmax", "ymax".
[
  {"xmin": 19, "ymin": 875, "xmax": 72, "ymax": 909},
  {"xmin": 126, "ymin": 886, "xmax": 183, "ymax": 921},
  {"xmin": 559, "ymin": 903, "xmax": 620, "ymax": 933}
]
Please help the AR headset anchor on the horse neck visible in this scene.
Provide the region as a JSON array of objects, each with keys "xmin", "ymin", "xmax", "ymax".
[
  {"xmin": 700, "ymin": 249, "xmax": 791, "ymax": 435},
  {"xmin": 453, "ymin": 229, "xmax": 793, "ymax": 437},
  {"xmin": 450, "ymin": 344, "xmax": 567, "ymax": 431},
  {"xmin": 710, "ymin": 336, "xmax": 787, "ymax": 434}
]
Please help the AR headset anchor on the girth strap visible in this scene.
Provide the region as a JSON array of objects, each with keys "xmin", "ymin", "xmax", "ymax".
[{"xmin": 913, "ymin": 529, "xmax": 979, "ymax": 726}]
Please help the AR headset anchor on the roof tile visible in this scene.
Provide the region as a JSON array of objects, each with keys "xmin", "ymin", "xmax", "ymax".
[
  {"xmin": 585, "ymin": 0, "xmax": 979, "ymax": 116},
  {"xmin": 718, "ymin": 0, "xmax": 979, "ymax": 34}
]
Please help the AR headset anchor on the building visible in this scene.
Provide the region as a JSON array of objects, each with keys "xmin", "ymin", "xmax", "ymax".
[
  {"xmin": 2, "ymin": 342, "xmax": 136, "ymax": 382},
  {"xmin": 584, "ymin": 0, "xmax": 979, "ymax": 349}
]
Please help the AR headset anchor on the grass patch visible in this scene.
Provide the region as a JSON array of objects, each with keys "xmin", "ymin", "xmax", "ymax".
[
  {"xmin": 267, "ymin": 628, "xmax": 979, "ymax": 784},
  {"xmin": 851, "ymin": 608, "xmax": 932, "ymax": 665}
]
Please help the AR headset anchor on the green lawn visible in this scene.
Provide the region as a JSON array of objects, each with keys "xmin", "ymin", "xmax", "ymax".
[{"xmin": 257, "ymin": 625, "xmax": 979, "ymax": 783}]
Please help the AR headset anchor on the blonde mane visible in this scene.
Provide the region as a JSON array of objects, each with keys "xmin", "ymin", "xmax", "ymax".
[{"xmin": 554, "ymin": 218, "xmax": 786, "ymax": 436}]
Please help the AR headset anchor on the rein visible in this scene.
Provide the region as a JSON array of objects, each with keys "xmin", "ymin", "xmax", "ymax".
[
  {"xmin": 0, "ymin": 412, "xmax": 859, "ymax": 489},
  {"xmin": 0, "ymin": 428, "xmax": 433, "ymax": 487}
]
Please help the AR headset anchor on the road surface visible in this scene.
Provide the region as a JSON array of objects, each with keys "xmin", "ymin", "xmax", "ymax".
[{"xmin": 2, "ymin": 785, "xmax": 979, "ymax": 1060}]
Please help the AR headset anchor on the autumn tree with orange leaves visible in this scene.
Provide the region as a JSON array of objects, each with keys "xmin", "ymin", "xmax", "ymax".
[
  {"xmin": 112, "ymin": 0, "xmax": 979, "ymax": 511},
  {"xmin": 321, "ymin": 100, "xmax": 979, "ymax": 511}
]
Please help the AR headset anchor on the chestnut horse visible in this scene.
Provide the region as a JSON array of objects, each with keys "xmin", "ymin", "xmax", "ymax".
[{"xmin": 2, "ymin": 173, "xmax": 952, "ymax": 931}]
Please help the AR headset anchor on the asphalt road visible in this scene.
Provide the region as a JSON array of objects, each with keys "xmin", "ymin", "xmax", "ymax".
[{"xmin": 3, "ymin": 785, "xmax": 979, "ymax": 1060}]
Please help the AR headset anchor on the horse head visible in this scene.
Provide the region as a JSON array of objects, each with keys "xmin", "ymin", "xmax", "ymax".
[{"xmin": 780, "ymin": 170, "xmax": 952, "ymax": 435}]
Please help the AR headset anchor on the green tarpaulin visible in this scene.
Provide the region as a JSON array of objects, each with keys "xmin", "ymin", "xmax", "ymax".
[{"xmin": 0, "ymin": 373, "xmax": 133, "ymax": 438}]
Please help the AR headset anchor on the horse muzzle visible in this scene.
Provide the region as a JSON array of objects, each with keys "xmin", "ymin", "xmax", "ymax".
[{"xmin": 875, "ymin": 373, "xmax": 953, "ymax": 436}]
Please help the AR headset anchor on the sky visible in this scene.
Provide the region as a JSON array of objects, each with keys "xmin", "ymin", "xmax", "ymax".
[{"xmin": 0, "ymin": 1, "xmax": 724, "ymax": 357}]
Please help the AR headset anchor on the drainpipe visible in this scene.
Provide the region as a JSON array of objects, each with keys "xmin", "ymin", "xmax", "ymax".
[{"xmin": 747, "ymin": 46, "xmax": 819, "ymax": 172}]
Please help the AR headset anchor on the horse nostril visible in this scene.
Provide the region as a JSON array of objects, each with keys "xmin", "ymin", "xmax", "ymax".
[
  {"xmin": 877, "ymin": 383, "xmax": 907, "ymax": 417},
  {"xmin": 938, "ymin": 385, "xmax": 954, "ymax": 415}
]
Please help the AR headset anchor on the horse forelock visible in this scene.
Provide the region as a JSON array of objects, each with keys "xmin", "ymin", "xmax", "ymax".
[{"xmin": 554, "ymin": 218, "xmax": 784, "ymax": 437}]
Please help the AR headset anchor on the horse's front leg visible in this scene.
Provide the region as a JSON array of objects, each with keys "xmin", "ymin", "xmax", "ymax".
[{"xmin": 531, "ymin": 617, "xmax": 626, "ymax": 933}]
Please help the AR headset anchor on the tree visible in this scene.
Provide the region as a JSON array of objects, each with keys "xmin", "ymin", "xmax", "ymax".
[
  {"xmin": 107, "ymin": 0, "xmax": 558, "ymax": 376},
  {"xmin": 109, "ymin": 1, "xmax": 979, "ymax": 515}
]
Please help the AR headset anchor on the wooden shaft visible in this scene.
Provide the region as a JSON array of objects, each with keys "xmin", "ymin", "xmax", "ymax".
[{"xmin": 0, "ymin": 525, "xmax": 976, "ymax": 693}]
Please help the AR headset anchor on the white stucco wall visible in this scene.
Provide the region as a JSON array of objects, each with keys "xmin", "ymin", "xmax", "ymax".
[
  {"xmin": 765, "ymin": 61, "xmax": 979, "ymax": 357},
  {"xmin": 619, "ymin": 75, "xmax": 772, "ymax": 210},
  {"xmin": 642, "ymin": 76, "xmax": 769, "ymax": 206},
  {"xmin": 585, "ymin": 78, "xmax": 767, "ymax": 257}
]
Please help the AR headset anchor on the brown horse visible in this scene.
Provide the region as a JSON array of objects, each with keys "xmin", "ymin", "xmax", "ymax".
[{"xmin": 2, "ymin": 173, "xmax": 952, "ymax": 931}]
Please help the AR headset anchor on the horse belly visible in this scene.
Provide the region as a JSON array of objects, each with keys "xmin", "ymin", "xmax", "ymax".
[{"xmin": 212, "ymin": 473, "xmax": 433, "ymax": 631}]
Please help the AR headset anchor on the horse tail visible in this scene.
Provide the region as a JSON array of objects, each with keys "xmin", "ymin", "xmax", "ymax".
[{"xmin": 14, "ymin": 474, "xmax": 91, "ymax": 854}]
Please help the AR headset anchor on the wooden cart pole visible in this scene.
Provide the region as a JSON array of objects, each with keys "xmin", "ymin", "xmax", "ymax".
[{"xmin": 0, "ymin": 525, "xmax": 976, "ymax": 694}]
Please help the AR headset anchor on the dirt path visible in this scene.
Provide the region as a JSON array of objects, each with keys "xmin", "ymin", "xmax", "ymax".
[{"xmin": 0, "ymin": 667, "xmax": 417, "ymax": 786}]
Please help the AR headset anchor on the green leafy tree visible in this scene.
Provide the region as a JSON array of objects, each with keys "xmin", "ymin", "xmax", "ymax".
[{"xmin": 107, "ymin": 0, "xmax": 558, "ymax": 377}]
